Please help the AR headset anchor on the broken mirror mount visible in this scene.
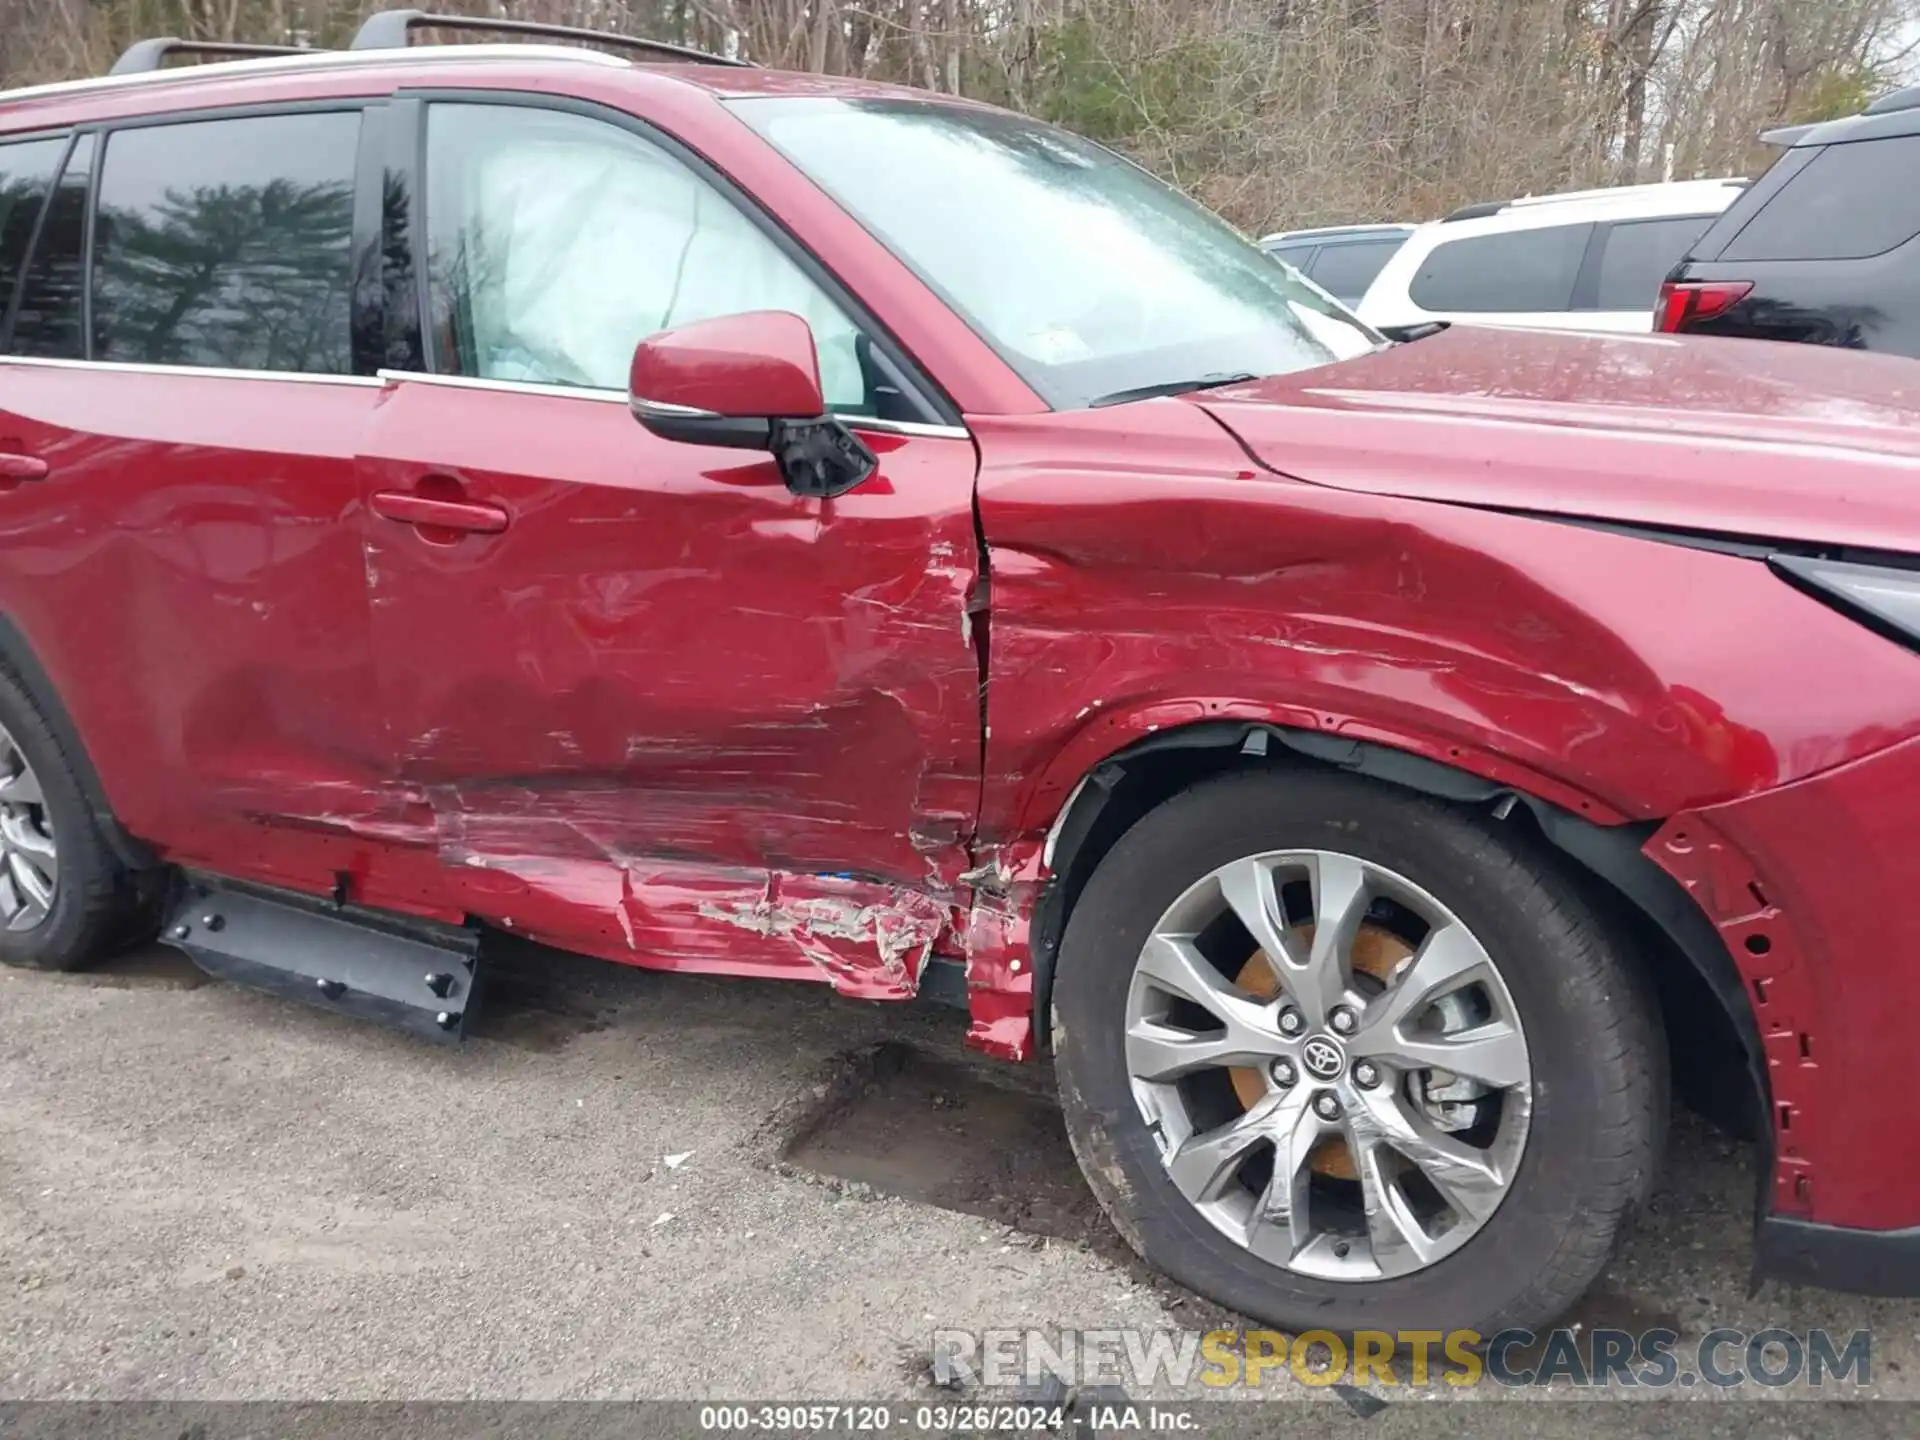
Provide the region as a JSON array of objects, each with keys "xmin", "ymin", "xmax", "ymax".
[{"xmin": 770, "ymin": 416, "xmax": 877, "ymax": 500}]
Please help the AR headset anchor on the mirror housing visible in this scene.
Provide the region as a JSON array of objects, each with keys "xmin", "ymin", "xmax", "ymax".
[
  {"xmin": 629, "ymin": 311, "xmax": 877, "ymax": 500},
  {"xmin": 630, "ymin": 310, "xmax": 826, "ymax": 427}
]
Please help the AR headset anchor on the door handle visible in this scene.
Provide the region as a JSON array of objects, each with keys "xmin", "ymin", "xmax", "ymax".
[
  {"xmin": 370, "ymin": 490, "xmax": 510, "ymax": 535},
  {"xmin": 0, "ymin": 454, "xmax": 49, "ymax": 482}
]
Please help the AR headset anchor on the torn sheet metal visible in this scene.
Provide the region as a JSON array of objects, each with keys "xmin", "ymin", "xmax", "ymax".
[
  {"xmin": 697, "ymin": 876, "xmax": 948, "ymax": 997},
  {"xmin": 456, "ymin": 849, "xmax": 953, "ymax": 999},
  {"xmin": 953, "ymin": 839, "xmax": 1047, "ymax": 1062}
]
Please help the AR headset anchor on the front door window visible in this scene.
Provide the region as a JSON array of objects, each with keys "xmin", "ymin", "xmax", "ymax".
[{"xmin": 422, "ymin": 103, "xmax": 870, "ymax": 412}]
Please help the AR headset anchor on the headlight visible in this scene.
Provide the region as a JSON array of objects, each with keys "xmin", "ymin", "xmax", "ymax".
[{"xmin": 1770, "ymin": 554, "xmax": 1920, "ymax": 652}]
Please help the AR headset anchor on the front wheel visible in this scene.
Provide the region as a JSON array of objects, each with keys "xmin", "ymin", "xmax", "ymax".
[{"xmin": 1053, "ymin": 768, "xmax": 1665, "ymax": 1335}]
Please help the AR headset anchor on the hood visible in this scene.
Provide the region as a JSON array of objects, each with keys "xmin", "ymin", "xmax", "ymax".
[{"xmin": 1190, "ymin": 326, "xmax": 1920, "ymax": 553}]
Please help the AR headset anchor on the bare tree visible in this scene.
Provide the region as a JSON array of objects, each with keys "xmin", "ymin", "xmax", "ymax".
[{"xmin": 4, "ymin": 0, "xmax": 1915, "ymax": 228}]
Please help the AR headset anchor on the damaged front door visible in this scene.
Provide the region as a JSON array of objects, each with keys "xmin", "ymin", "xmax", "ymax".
[{"xmin": 356, "ymin": 98, "xmax": 982, "ymax": 996}]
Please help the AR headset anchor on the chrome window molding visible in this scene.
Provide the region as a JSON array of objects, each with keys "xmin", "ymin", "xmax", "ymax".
[
  {"xmin": 379, "ymin": 369, "xmax": 971, "ymax": 438},
  {"xmin": 630, "ymin": 393, "xmax": 721, "ymax": 419},
  {"xmin": 376, "ymin": 369, "xmax": 629, "ymax": 403},
  {"xmin": 0, "ymin": 357, "xmax": 974, "ymax": 436},
  {"xmin": 0, "ymin": 354, "xmax": 382, "ymax": 386},
  {"xmin": 845, "ymin": 416, "xmax": 969, "ymax": 439}
]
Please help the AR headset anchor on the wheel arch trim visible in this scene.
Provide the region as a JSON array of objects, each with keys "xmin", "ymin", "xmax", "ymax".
[
  {"xmin": 1027, "ymin": 717, "xmax": 1771, "ymax": 1208},
  {"xmin": 1005, "ymin": 696, "xmax": 1635, "ymax": 845},
  {"xmin": 0, "ymin": 613, "xmax": 153, "ymax": 869}
]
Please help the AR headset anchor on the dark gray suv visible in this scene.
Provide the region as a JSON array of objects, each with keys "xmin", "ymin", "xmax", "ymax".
[
  {"xmin": 1258, "ymin": 223, "xmax": 1414, "ymax": 306},
  {"xmin": 1659, "ymin": 87, "xmax": 1920, "ymax": 354}
]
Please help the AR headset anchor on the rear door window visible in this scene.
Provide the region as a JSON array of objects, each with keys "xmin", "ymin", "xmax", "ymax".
[
  {"xmin": 1305, "ymin": 239, "xmax": 1400, "ymax": 303},
  {"xmin": 0, "ymin": 136, "xmax": 64, "ymax": 342},
  {"xmin": 1590, "ymin": 215, "xmax": 1716, "ymax": 310},
  {"xmin": 12, "ymin": 133, "xmax": 93, "ymax": 359},
  {"xmin": 1721, "ymin": 136, "xmax": 1920, "ymax": 261},
  {"xmin": 91, "ymin": 111, "xmax": 360, "ymax": 373},
  {"xmin": 1408, "ymin": 222, "xmax": 1593, "ymax": 313}
]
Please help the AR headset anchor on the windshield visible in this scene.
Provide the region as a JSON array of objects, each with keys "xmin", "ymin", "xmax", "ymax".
[{"xmin": 730, "ymin": 98, "xmax": 1381, "ymax": 411}]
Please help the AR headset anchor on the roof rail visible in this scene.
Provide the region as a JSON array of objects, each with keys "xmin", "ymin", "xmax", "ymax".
[
  {"xmin": 350, "ymin": 8, "xmax": 751, "ymax": 67},
  {"xmin": 1442, "ymin": 175, "xmax": 1745, "ymax": 221},
  {"xmin": 1865, "ymin": 84, "xmax": 1920, "ymax": 115},
  {"xmin": 1440, "ymin": 201, "xmax": 1505, "ymax": 222},
  {"xmin": 1261, "ymin": 223, "xmax": 1415, "ymax": 243},
  {"xmin": 108, "ymin": 38, "xmax": 319, "ymax": 76},
  {"xmin": 1505, "ymin": 177, "xmax": 1743, "ymax": 208}
]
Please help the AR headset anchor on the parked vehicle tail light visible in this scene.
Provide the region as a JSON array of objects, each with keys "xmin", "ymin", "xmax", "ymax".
[
  {"xmin": 1771, "ymin": 554, "xmax": 1920, "ymax": 653},
  {"xmin": 1656, "ymin": 279, "xmax": 1753, "ymax": 333}
]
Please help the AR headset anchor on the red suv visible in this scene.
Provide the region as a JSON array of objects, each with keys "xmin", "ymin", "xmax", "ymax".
[{"xmin": 5, "ymin": 11, "xmax": 1920, "ymax": 1339}]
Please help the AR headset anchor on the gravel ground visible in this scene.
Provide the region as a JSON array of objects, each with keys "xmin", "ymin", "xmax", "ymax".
[{"xmin": 3, "ymin": 938, "xmax": 1919, "ymax": 1432}]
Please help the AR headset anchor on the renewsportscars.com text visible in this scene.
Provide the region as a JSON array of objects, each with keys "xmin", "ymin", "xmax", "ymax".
[{"xmin": 933, "ymin": 1326, "xmax": 1873, "ymax": 1390}]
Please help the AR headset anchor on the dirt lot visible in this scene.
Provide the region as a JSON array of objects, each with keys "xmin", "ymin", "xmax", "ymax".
[{"xmin": 5, "ymin": 938, "xmax": 1920, "ymax": 1430}]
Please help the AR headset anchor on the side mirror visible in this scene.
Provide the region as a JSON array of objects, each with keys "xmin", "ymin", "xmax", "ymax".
[{"xmin": 628, "ymin": 310, "xmax": 877, "ymax": 501}]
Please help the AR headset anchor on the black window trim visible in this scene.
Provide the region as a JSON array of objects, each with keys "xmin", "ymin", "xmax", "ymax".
[
  {"xmin": 10, "ymin": 130, "xmax": 97, "ymax": 363},
  {"xmin": 1692, "ymin": 147, "xmax": 1813, "ymax": 264},
  {"xmin": 386, "ymin": 96, "xmax": 432, "ymax": 375},
  {"xmin": 350, "ymin": 102, "xmax": 394, "ymax": 377},
  {"xmin": 1568, "ymin": 223, "xmax": 1607, "ymax": 310},
  {"xmin": 12, "ymin": 98, "xmax": 382, "ymax": 378},
  {"xmin": 0, "ymin": 127, "xmax": 76, "ymax": 352},
  {"xmin": 78, "ymin": 129, "xmax": 101, "ymax": 357},
  {"xmin": 388, "ymin": 87, "xmax": 961, "ymax": 429},
  {"xmin": 1570, "ymin": 212, "xmax": 1716, "ymax": 312}
]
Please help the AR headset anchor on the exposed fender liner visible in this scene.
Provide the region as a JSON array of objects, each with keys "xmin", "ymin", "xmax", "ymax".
[
  {"xmin": 0, "ymin": 614, "xmax": 154, "ymax": 869},
  {"xmin": 917, "ymin": 954, "xmax": 971, "ymax": 1010},
  {"xmin": 1031, "ymin": 717, "xmax": 1771, "ymax": 1183}
]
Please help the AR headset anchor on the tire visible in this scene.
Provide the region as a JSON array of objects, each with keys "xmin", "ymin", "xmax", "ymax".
[
  {"xmin": 0, "ymin": 660, "xmax": 147, "ymax": 971},
  {"xmin": 1053, "ymin": 767, "xmax": 1666, "ymax": 1336}
]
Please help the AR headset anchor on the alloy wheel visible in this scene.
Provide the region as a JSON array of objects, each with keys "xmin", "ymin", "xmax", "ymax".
[
  {"xmin": 0, "ymin": 723, "xmax": 57, "ymax": 930},
  {"xmin": 1124, "ymin": 849, "xmax": 1531, "ymax": 1281}
]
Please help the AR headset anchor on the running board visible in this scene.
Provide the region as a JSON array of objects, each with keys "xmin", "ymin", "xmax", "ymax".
[{"xmin": 162, "ymin": 876, "xmax": 485, "ymax": 1044}]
